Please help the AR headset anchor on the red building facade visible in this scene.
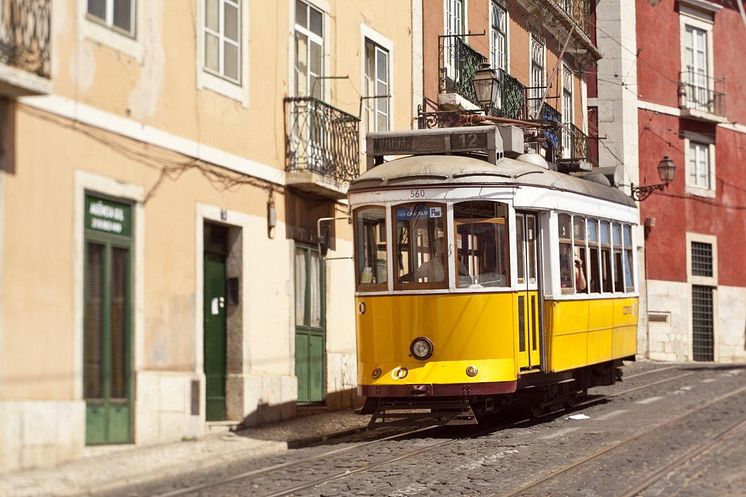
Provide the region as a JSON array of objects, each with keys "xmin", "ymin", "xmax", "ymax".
[{"xmin": 635, "ymin": 0, "xmax": 746, "ymax": 362}]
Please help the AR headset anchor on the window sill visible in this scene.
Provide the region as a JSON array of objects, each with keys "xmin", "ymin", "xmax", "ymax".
[
  {"xmin": 685, "ymin": 185, "xmax": 716, "ymax": 198},
  {"xmin": 197, "ymin": 70, "xmax": 248, "ymax": 107},
  {"xmin": 84, "ymin": 19, "xmax": 143, "ymax": 63}
]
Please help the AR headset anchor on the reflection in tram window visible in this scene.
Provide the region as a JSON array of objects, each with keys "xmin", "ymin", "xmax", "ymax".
[
  {"xmin": 527, "ymin": 215, "xmax": 537, "ymax": 285},
  {"xmin": 587, "ymin": 219, "xmax": 601, "ymax": 293},
  {"xmin": 453, "ymin": 201, "xmax": 510, "ymax": 288},
  {"xmin": 623, "ymin": 225, "xmax": 635, "ymax": 292},
  {"xmin": 516, "ymin": 214, "xmax": 526, "ymax": 284},
  {"xmin": 612, "ymin": 223, "xmax": 624, "ymax": 292},
  {"xmin": 394, "ymin": 203, "xmax": 448, "ymax": 289},
  {"xmin": 573, "ymin": 216, "xmax": 588, "ymax": 293},
  {"xmin": 600, "ymin": 221, "xmax": 612, "ymax": 292},
  {"xmin": 354, "ymin": 206, "xmax": 387, "ymax": 290},
  {"xmin": 558, "ymin": 214, "xmax": 573, "ymax": 293}
]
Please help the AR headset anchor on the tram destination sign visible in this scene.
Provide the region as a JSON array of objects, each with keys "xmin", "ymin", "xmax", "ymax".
[
  {"xmin": 85, "ymin": 195, "xmax": 132, "ymax": 237},
  {"xmin": 366, "ymin": 126, "xmax": 501, "ymax": 168}
]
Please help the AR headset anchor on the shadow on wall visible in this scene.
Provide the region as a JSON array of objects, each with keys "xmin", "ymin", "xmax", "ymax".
[
  {"xmin": 284, "ymin": 189, "xmax": 336, "ymax": 251},
  {"xmin": 0, "ymin": 99, "xmax": 16, "ymax": 175},
  {"xmin": 233, "ymin": 388, "xmax": 363, "ymax": 435}
]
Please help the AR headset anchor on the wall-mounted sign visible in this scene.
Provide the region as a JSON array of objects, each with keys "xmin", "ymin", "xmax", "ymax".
[{"xmin": 85, "ymin": 195, "xmax": 132, "ymax": 237}]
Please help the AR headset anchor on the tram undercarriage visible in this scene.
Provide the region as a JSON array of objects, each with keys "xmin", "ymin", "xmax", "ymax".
[{"xmin": 362, "ymin": 360, "xmax": 629, "ymax": 427}]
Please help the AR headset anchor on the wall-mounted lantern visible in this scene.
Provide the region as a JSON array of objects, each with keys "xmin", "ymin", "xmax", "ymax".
[
  {"xmin": 630, "ymin": 156, "xmax": 676, "ymax": 201},
  {"xmin": 472, "ymin": 62, "xmax": 500, "ymax": 110}
]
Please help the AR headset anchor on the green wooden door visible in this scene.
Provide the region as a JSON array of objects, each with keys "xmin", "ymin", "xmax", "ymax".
[
  {"xmin": 204, "ymin": 253, "xmax": 227, "ymax": 421},
  {"xmin": 295, "ymin": 246, "xmax": 325, "ymax": 404},
  {"xmin": 84, "ymin": 196, "xmax": 132, "ymax": 445}
]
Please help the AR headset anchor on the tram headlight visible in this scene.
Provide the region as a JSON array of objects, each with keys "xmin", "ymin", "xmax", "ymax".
[
  {"xmin": 410, "ymin": 337, "xmax": 434, "ymax": 361},
  {"xmin": 371, "ymin": 368, "xmax": 382, "ymax": 379}
]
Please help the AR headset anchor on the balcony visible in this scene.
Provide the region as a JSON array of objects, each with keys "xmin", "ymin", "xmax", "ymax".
[
  {"xmin": 679, "ymin": 71, "xmax": 727, "ymax": 123},
  {"xmin": 557, "ymin": 122, "xmax": 590, "ymax": 164},
  {"xmin": 0, "ymin": 0, "xmax": 51, "ymax": 97},
  {"xmin": 438, "ymin": 36, "xmax": 485, "ymax": 110},
  {"xmin": 492, "ymin": 70, "xmax": 527, "ymax": 121},
  {"xmin": 284, "ymin": 97, "xmax": 360, "ymax": 199}
]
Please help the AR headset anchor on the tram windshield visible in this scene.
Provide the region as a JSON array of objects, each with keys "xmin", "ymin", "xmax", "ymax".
[
  {"xmin": 393, "ymin": 203, "xmax": 448, "ymax": 289},
  {"xmin": 453, "ymin": 201, "xmax": 510, "ymax": 288},
  {"xmin": 354, "ymin": 206, "xmax": 388, "ymax": 290}
]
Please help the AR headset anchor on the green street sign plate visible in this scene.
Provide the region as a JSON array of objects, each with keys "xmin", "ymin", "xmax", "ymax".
[{"xmin": 85, "ymin": 195, "xmax": 132, "ymax": 237}]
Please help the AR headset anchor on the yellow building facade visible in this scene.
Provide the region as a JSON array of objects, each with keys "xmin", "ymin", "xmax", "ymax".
[{"xmin": 0, "ymin": 0, "xmax": 413, "ymax": 472}]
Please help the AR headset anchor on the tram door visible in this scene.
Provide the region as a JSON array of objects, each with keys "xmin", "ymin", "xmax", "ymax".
[{"xmin": 515, "ymin": 212, "xmax": 542, "ymax": 370}]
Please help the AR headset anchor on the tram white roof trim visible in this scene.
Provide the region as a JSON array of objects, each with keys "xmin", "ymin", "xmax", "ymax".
[{"xmin": 350, "ymin": 155, "xmax": 637, "ymax": 209}]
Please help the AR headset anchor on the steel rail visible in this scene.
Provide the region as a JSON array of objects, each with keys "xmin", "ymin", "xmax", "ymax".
[
  {"xmin": 622, "ymin": 365, "xmax": 676, "ymax": 380},
  {"xmin": 152, "ymin": 368, "xmax": 694, "ymax": 497},
  {"xmin": 489, "ymin": 383, "xmax": 746, "ymax": 497},
  {"xmin": 616, "ymin": 415, "xmax": 746, "ymax": 497},
  {"xmin": 609, "ymin": 371, "xmax": 696, "ymax": 397},
  {"xmin": 152, "ymin": 425, "xmax": 439, "ymax": 497}
]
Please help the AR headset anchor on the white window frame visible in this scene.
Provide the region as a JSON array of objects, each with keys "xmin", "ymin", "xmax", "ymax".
[
  {"xmin": 360, "ymin": 25, "xmax": 394, "ymax": 134},
  {"xmin": 78, "ymin": 0, "xmax": 143, "ymax": 62},
  {"xmin": 443, "ymin": 0, "xmax": 466, "ymax": 80},
  {"xmin": 196, "ymin": 0, "xmax": 250, "ymax": 106},
  {"xmin": 85, "ymin": 0, "xmax": 137, "ymax": 38},
  {"xmin": 529, "ymin": 34, "xmax": 546, "ymax": 119},
  {"xmin": 489, "ymin": 0, "xmax": 508, "ymax": 73},
  {"xmin": 561, "ymin": 63, "xmax": 574, "ymax": 159},
  {"xmin": 684, "ymin": 136, "xmax": 716, "ymax": 197},
  {"xmin": 293, "ymin": 0, "xmax": 326, "ymax": 99},
  {"xmin": 679, "ymin": 8, "xmax": 715, "ymax": 112},
  {"xmin": 202, "ymin": 0, "xmax": 242, "ymax": 84}
]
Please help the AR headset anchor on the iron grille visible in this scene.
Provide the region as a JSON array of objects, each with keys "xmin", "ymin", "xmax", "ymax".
[
  {"xmin": 550, "ymin": 0, "xmax": 591, "ymax": 37},
  {"xmin": 691, "ymin": 242, "xmax": 713, "ymax": 277},
  {"xmin": 284, "ymin": 97, "xmax": 360, "ymax": 184},
  {"xmin": 541, "ymin": 103, "xmax": 562, "ymax": 161},
  {"xmin": 692, "ymin": 285, "xmax": 714, "ymax": 361},
  {"xmin": 557, "ymin": 122, "xmax": 590, "ymax": 162},
  {"xmin": 679, "ymin": 71, "xmax": 726, "ymax": 117},
  {"xmin": 493, "ymin": 69, "xmax": 527, "ymax": 120},
  {"xmin": 439, "ymin": 35, "xmax": 486, "ymax": 106},
  {"xmin": 0, "ymin": 0, "xmax": 51, "ymax": 78}
]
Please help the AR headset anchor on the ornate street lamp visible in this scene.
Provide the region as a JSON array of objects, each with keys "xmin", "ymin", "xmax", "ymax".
[
  {"xmin": 472, "ymin": 62, "xmax": 500, "ymax": 110},
  {"xmin": 630, "ymin": 156, "xmax": 676, "ymax": 201}
]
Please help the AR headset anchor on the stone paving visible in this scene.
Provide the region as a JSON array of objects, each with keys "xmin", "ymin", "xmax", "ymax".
[{"xmin": 0, "ymin": 408, "xmax": 369, "ymax": 497}]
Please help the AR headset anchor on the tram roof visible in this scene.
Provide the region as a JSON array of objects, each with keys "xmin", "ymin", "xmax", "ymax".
[{"xmin": 349, "ymin": 154, "xmax": 637, "ymax": 208}]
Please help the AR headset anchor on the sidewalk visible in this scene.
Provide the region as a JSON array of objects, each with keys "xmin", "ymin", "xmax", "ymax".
[{"xmin": 0, "ymin": 408, "xmax": 370, "ymax": 497}]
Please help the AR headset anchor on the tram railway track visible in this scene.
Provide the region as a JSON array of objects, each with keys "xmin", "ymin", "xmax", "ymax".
[
  {"xmin": 489, "ymin": 383, "xmax": 746, "ymax": 497},
  {"xmin": 142, "ymin": 365, "xmax": 694, "ymax": 497}
]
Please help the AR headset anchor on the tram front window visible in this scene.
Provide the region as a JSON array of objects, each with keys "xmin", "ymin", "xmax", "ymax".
[
  {"xmin": 354, "ymin": 206, "xmax": 387, "ymax": 290},
  {"xmin": 394, "ymin": 203, "xmax": 448, "ymax": 289},
  {"xmin": 454, "ymin": 201, "xmax": 510, "ymax": 288}
]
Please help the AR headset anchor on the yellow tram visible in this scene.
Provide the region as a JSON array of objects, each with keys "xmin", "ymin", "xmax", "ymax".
[{"xmin": 350, "ymin": 126, "xmax": 639, "ymax": 424}]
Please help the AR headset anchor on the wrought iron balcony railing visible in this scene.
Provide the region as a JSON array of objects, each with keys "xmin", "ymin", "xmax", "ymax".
[
  {"xmin": 492, "ymin": 69, "xmax": 527, "ymax": 121},
  {"xmin": 546, "ymin": 0, "xmax": 591, "ymax": 39},
  {"xmin": 679, "ymin": 70, "xmax": 726, "ymax": 118},
  {"xmin": 439, "ymin": 35, "xmax": 486, "ymax": 106},
  {"xmin": 284, "ymin": 97, "xmax": 360, "ymax": 184},
  {"xmin": 557, "ymin": 122, "xmax": 590, "ymax": 163},
  {"xmin": 0, "ymin": 0, "xmax": 51, "ymax": 78}
]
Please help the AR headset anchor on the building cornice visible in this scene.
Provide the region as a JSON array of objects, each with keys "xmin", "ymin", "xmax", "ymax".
[{"xmin": 678, "ymin": 0, "xmax": 723, "ymax": 14}]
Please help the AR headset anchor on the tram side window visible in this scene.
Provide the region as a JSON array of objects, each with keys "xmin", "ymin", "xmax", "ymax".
[
  {"xmin": 558, "ymin": 214, "xmax": 573, "ymax": 294},
  {"xmin": 587, "ymin": 219, "xmax": 601, "ymax": 293},
  {"xmin": 623, "ymin": 224, "xmax": 635, "ymax": 292},
  {"xmin": 354, "ymin": 206, "xmax": 387, "ymax": 290},
  {"xmin": 394, "ymin": 203, "xmax": 448, "ymax": 289},
  {"xmin": 573, "ymin": 216, "xmax": 588, "ymax": 293},
  {"xmin": 600, "ymin": 221, "xmax": 612, "ymax": 292},
  {"xmin": 612, "ymin": 223, "xmax": 624, "ymax": 292},
  {"xmin": 453, "ymin": 201, "xmax": 510, "ymax": 288}
]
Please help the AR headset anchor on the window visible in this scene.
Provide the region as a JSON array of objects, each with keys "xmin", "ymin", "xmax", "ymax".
[
  {"xmin": 490, "ymin": 1, "xmax": 507, "ymax": 73},
  {"xmin": 612, "ymin": 223, "xmax": 624, "ymax": 292},
  {"xmin": 691, "ymin": 241, "xmax": 713, "ymax": 277},
  {"xmin": 354, "ymin": 207, "xmax": 388, "ymax": 291},
  {"xmin": 558, "ymin": 214, "xmax": 573, "ymax": 293},
  {"xmin": 454, "ymin": 201, "xmax": 510, "ymax": 288},
  {"xmin": 444, "ymin": 0, "xmax": 465, "ymax": 80},
  {"xmin": 587, "ymin": 219, "xmax": 601, "ymax": 293},
  {"xmin": 87, "ymin": 0, "xmax": 135, "ymax": 37},
  {"xmin": 623, "ymin": 225, "xmax": 634, "ymax": 292},
  {"xmin": 530, "ymin": 34, "xmax": 545, "ymax": 118},
  {"xmin": 295, "ymin": 0, "xmax": 324, "ymax": 98},
  {"xmin": 394, "ymin": 203, "xmax": 448, "ymax": 290},
  {"xmin": 683, "ymin": 24, "xmax": 709, "ymax": 112},
  {"xmin": 364, "ymin": 40, "xmax": 390, "ymax": 132},
  {"xmin": 600, "ymin": 221, "xmax": 612, "ymax": 293},
  {"xmin": 561, "ymin": 64, "xmax": 573, "ymax": 158},
  {"xmin": 203, "ymin": 0, "xmax": 241, "ymax": 83},
  {"xmin": 687, "ymin": 141, "xmax": 712, "ymax": 190}
]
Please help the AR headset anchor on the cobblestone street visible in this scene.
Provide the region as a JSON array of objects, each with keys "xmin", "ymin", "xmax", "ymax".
[{"xmin": 100, "ymin": 361, "xmax": 746, "ymax": 497}]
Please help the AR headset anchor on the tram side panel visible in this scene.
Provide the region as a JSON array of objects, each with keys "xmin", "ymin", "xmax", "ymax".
[
  {"xmin": 356, "ymin": 293, "xmax": 518, "ymax": 388},
  {"xmin": 543, "ymin": 297, "xmax": 638, "ymax": 373}
]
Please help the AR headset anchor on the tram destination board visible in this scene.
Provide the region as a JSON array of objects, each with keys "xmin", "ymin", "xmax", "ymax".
[{"xmin": 366, "ymin": 126, "xmax": 501, "ymax": 167}]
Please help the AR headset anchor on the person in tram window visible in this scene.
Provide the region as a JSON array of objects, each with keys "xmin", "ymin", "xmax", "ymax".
[
  {"xmin": 416, "ymin": 236, "xmax": 467, "ymax": 283},
  {"xmin": 574, "ymin": 255, "xmax": 587, "ymax": 292}
]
